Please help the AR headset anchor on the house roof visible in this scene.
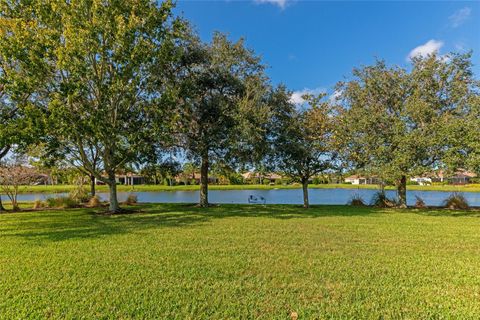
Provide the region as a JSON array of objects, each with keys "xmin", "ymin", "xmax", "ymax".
[{"xmin": 430, "ymin": 169, "xmax": 476, "ymax": 179}]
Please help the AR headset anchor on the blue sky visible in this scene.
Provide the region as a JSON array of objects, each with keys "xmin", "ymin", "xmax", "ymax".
[{"xmin": 175, "ymin": 1, "xmax": 480, "ymax": 100}]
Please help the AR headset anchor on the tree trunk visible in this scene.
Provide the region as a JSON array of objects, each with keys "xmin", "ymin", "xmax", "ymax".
[
  {"xmin": 107, "ymin": 171, "xmax": 120, "ymax": 213},
  {"xmin": 199, "ymin": 155, "xmax": 209, "ymax": 207},
  {"xmin": 397, "ymin": 175, "xmax": 407, "ymax": 208},
  {"xmin": 0, "ymin": 196, "xmax": 5, "ymax": 213},
  {"xmin": 90, "ymin": 174, "xmax": 96, "ymax": 197},
  {"xmin": 302, "ymin": 177, "xmax": 309, "ymax": 208}
]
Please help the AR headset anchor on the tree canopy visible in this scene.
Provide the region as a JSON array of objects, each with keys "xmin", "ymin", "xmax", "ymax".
[
  {"xmin": 8, "ymin": 0, "xmax": 185, "ymax": 212},
  {"xmin": 336, "ymin": 53, "xmax": 478, "ymax": 206}
]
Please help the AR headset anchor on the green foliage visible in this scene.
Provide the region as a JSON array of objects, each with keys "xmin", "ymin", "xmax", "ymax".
[
  {"xmin": 3, "ymin": 0, "xmax": 185, "ymax": 212},
  {"xmin": 337, "ymin": 53, "xmax": 479, "ymax": 206},
  {"xmin": 0, "ymin": 6, "xmax": 50, "ymax": 158},
  {"xmin": 167, "ymin": 31, "xmax": 270, "ymax": 206},
  {"xmin": 68, "ymin": 186, "xmax": 90, "ymax": 204},
  {"xmin": 443, "ymin": 193, "xmax": 469, "ymax": 210},
  {"xmin": 269, "ymin": 89, "xmax": 336, "ymax": 207},
  {"xmin": 227, "ymin": 173, "xmax": 244, "ymax": 185},
  {"xmin": 46, "ymin": 196, "xmax": 78, "ymax": 209},
  {"xmin": 1, "ymin": 204, "xmax": 480, "ymax": 318}
]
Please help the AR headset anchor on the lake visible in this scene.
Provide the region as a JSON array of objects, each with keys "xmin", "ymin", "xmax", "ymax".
[{"xmin": 11, "ymin": 188, "xmax": 480, "ymax": 206}]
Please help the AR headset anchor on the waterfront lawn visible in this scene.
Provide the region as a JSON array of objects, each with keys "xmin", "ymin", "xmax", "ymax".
[{"xmin": 1, "ymin": 204, "xmax": 480, "ymax": 319}]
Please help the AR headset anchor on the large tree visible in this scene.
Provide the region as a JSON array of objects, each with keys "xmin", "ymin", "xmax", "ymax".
[
  {"xmin": 0, "ymin": 6, "xmax": 50, "ymax": 211},
  {"xmin": 270, "ymin": 87, "xmax": 335, "ymax": 208},
  {"xmin": 12, "ymin": 0, "xmax": 184, "ymax": 212},
  {"xmin": 170, "ymin": 32, "xmax": 269, "ymax": 207},
  {"xmin": 337, "ymin": 53, "xmax": 476, "ymax": 207}
]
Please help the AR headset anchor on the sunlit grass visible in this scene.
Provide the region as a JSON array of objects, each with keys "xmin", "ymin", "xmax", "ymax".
[{"xmin": 1, "ymin": 204, "xmax": 480, "ymax": 318}]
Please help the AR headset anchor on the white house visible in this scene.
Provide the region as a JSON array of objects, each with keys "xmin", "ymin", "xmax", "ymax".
[
  {"xmin": 344, "ymin": 175, "xmax": 380, "ymax": 185},
  {"xmin": 410, "ymin": 177, "xmax": 432, "ymax": 185}
]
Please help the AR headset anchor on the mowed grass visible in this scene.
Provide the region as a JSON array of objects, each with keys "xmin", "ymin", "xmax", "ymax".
[{"xmin": 1, "ymin": 204, "xmax": 480, "ymax": 319}]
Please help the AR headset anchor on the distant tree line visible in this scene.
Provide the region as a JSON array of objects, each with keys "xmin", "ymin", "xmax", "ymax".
[{"xmin": 1, "ymin": 0, "xmax": 478, "ymax": 211}]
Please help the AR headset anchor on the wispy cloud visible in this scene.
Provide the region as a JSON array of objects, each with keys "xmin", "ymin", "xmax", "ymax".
[
  {"xmin": 290, "ymin": 87, "xmax": 325, "ymax": 105},
  {"xmin": 449, "ymin": 7, "xmax": 471, "ymax": 28},
  {"xmin": 407, "ymin": 39, "xmax": 444, "ymax": 60},
  {"xmin": 329, "ymin": 90, "xmax": 342, "ymax": 104},
  {"xmin": 254, "ymin": 0, "xmax": 289, "ymax": 9}
]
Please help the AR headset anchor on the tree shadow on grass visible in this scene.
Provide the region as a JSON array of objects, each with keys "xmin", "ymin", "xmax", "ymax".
[
  {"xmin": 0, "ymin": 207, "xmax": 211, "ymax": 242},
  {"xmin": 4, "ymin": 203, "xmax": 474, "ymax": 243}
]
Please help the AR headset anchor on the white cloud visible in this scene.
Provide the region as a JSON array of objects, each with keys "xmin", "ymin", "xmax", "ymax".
[
  {"xmin": 254, "ymin": 0, "xmax": 289, "ymax": 9},
  {"xmin": 329, "ymin": 90, "xmax": 342, "ymax": 104},
  {"xmin": 449, "ymin": 7, "xmax": 471, "ymax": 28},
  {"xmin": 290, "ymin": 87, "xmax": 325, "ymax": 105},
  {"xmin": 407, "ymin": 39, "xmax": 444, "ymax": 60}
]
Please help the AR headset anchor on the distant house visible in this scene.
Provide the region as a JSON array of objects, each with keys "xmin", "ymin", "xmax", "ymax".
[
  {"xmin": 448, "ymin": 170, "xmax": 477, "ymax": 185},
  {"xmin": 430, "ymin": 169, "xmax": 477, "ymax": 185},
  {"xmin": 410, "ymin": 177, "xmax": 432, "ymax": 186},
  {"xmin": 32, "ymin": 174, "xmax": 54, "ymax": 185},
  {"xmin": 115, "ymin": 173, "xmax": 145, "ymax": 185},
  {"xmin": 174, "ymin": 173, "xmax": 218, "ymax": 185},
  {"xmin": 344, "ymin": 175, "xmax": 380, "ymax": 185},
  {"xmin": 241, "ymin": 172, "xmax": 283, "ymax": 184}
]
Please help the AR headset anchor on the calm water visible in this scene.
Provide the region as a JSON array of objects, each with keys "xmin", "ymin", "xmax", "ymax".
[{"xmin": 11, "ymin": 188, "xmax": 480, "ymax": 206}]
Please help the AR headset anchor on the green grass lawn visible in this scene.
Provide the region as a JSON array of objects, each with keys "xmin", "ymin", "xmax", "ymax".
[
  {"xmin": 1, "ymin": 204, "xmax": 480, "ymax": 319},
  {"xmin": 17, "ymin": 182, "xmax": 480, "ymax": 193}
]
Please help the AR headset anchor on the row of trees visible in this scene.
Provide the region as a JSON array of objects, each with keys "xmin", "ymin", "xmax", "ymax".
[{"xmin": 1, "ymin": 0, "xmax": 479, "ymax": 211}]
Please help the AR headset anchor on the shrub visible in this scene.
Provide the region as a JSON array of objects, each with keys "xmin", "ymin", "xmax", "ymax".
[
  {"xmin": 443, "ymin": 193, "xmax": 469, "ymax": 210},
  {"xmin": 88, "ymin": 196, "xmax": 102, "ymax": 208},
  {"xmin": 348, "ymin": 194, "xmax": 366, "ymax": 206},
  {"xmin": 33, "ymin": 199, "xmax": 46, "ymax": 209},
  {"xmin": 69, "ymin": 187, "xmax": 90, "ymax": 203},
  {"xmin": 46, "ymin": 196, "xmax": 78, "ymax": 209},
  {"xmin": 125, "ymin": 194, "xmax": 138, "ymax": 205},
  {"xmin": 414, "ymin": 196, "xmax": 426, "ymax": 208},
  {"xmin": 370, "ymin": 191, "xmax": 396, "ymax": 208},
  {"xmin": 228, "ymin": 174, "xmax": 244, "ymax": 185}
]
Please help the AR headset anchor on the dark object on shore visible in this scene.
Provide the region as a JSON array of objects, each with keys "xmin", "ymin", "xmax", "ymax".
[
  {"xmin": 248, "ymin": 195, "xmax": 266, "ymax": 204},
  {"xmin": 443, "ymin": 193, "xmax": 469, "ymax": 210},
  {"xmin": 348, "ymin": 193, "xmax": 366, "ymax": 206},
  {"xmin": 370, "ymin": 191, "xmax": 396, "ymax": 208},
  {"xmin": 414, "ymin": 196, "xmax": 426, "ymax": 208}
]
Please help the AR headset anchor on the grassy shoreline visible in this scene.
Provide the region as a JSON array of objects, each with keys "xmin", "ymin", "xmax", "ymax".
[
  {"xmin": 14, "ymin": 183, "xmax": 480, "ymax": 194},
  {"xmin": 1, "ymin": 203, "xmax": 479, "ymax": 318}
]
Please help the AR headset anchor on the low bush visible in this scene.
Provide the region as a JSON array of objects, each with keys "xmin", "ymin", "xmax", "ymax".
[
  {"xmin": 32, "ymin": 199, "xmax": 46, "ymax": 209},
  {"xmin": 88, "ymin": 196, "xmax": 102, "ymax": 208},
  {"xmin": 69, "ymin": 187, "xmax": 90, "ymax": 203},
  {"xmin": 46, "ymin": 196, "xmax": 78, "ymax": 209},
  {"xmin": 124, "ymin": 194, "xmax": 138, "ymax": 205},
  {"xmin": 443, "ymin": 193, "xmax": 469, "ymax": 210},
  {"xmin": 414, "ymin": 196, "xmax": 426, "ymax": 208},
  {"xmin": 348, "ymin": 194, "xmax": 366, "ymax": 206},
  {"xmin": 370, "ymin": 191, "xmax": 396, "ymax": 208}
]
